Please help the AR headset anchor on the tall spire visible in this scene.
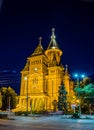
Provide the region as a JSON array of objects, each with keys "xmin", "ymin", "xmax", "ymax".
[
  {"xmin": 45, "ymin": 28, "xmax": 62, "ymax": 65},
  {"xmin": 47, "ymin": 28, "xmax": 59, "ymax": 49}
]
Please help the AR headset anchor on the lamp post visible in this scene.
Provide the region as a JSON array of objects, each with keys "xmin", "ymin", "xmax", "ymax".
[
  {"xmin": 24, "ymin": 76, "xmax": 28, "ymax": 116},
  {"xmin": 74, "ymin": 74, "xmax": 85, "ymax": 115},
  {"xmin": 8, "ymin": 96, "xmax": 11, "ymax": 116}
]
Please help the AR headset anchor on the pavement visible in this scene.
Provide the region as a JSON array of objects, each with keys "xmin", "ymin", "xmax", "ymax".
[
  {"xmin": 8, "ymin": 114, "xmax": 94, "ymax": 121},
  {"xmin": 0, "ymin": 114, "xmax": 94, "ymax": 130}
]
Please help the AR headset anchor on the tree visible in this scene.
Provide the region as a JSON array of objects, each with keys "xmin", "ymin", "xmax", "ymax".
[
  {"xmin": 74, "ymin": 77, "xmax": 92, "ymax": 94},
  {"xmin": 0, "ymin": 86, "xmax": 17, "ymax": 110},
  {"xmin": 74, "ymin": 77, "xmax": 94, "ymax": 113},
  {"xmin": 81, "ymin": 77, "xmax": 92, "ymax": 86},
  {"xmin": 57, "ymin": 84, "xmax": 67, "ymax": 112},
  {"xmin": 0, "ymin": 92, "xmax": 2, "ymax": 108}
]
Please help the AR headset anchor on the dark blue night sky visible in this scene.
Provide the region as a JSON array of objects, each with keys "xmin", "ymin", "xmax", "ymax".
[{"xmin": 0, "ymin": 0, "xmax": 94, "ymax": 94}]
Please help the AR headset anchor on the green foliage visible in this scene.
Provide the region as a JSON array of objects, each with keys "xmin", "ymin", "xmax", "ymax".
[
  {"xmin": 15, "ymin": 110, "xmax": 48, "ymax": 116},
  {"xmin": 15, "ymin": 111, "xmax": 24, "ymax": 115},
  {"xmin": 0, "ymin": 114, "xmax": 8, "ymax": 119},
  {"xmin": 0, "ymin": 86, "xmax": 17, "ymax": 110},
  {"xmin": 71, "ymin": 112, "xmax": 80, "ymax": 118},
  {"xmin": 82, "ymin": 77, "xmax": 92, "ymax": 86},
  {"xmin": 15, "ymin": 111, "xmax": 31, "ymax": 116},
  {"xmin": 57, "ymin": 84, "xmax": 67, "ymax": 112},
  {"xmin": 74, "ymin": 77, "xmax": 94, "ymax": 113},
  {"xmin": 82, "ymin": 83, "xmax": 94, "ymax": 95},
  {"xmin": 0, "ymin": 92, "xmax": 2, "ymax": 108}
]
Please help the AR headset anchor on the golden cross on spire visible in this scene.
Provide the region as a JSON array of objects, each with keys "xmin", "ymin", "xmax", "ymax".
[
  {"xmin": 51, "ymin": 28, "xmax": 56, "ymax": 39},
  {"xmin": 39, "ymin": 36, "xmax": 42, "ymax": 44},
  {"xmin": 65, "ymin": 64, "xmax": 68, "ymax": 71},
  {"xmin": 52, "ymin": 28, "xmax": 55, "ymax": 35}
]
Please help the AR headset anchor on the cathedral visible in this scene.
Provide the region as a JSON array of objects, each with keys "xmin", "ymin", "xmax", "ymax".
[{"xmin": 18, "ymin": 28, "xmax": 74, "ymax": 112}]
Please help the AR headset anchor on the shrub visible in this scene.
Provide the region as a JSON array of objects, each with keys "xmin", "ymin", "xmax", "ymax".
[
  {"xmin": 71, "ymin": 113, "xmax": 80, "ymax": 119},
  {"xmin": 0, "ymin": 114, "xmax": 8, "ymax": 119},
  {"xmin": 15, "ymin": 111, "xmax": 31, "ymax": 116},
  {"xmin": 15, "ymin": 111, "xmax": 23, "ymax": 115}
]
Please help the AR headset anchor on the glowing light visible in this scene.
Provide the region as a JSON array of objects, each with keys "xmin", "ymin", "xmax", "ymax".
[
  {"xmin": 34, "ymin": 68, "xmax": 38, "ymax": 71},
  {"xmin": 52, "ymin": 46, "xmax": 55, "ymax": 49},
  {"xmin": 81, "ymin": 74, "xmax": 85, "ymax": 78},
  {"xmin": 24, "ymin": 77, "xmax": 27, "ymax": 80},
  {"xmin": 74, "ymin": 74, "xmax": 78, "ymax": 77},
  {"xmin": 74, "ymin": 74, "xmax": 85, "ymax": 78},
  {"xmin": 76, "ymin": 99, "xmax": 80, "ymax": 103}
]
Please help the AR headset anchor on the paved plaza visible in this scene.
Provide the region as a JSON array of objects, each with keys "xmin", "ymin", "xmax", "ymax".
[{"xmin": 0, "ymin": 115, "xmax": 94, "ymax": 130}]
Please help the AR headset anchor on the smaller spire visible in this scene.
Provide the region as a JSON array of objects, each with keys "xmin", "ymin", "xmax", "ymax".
[
  {"xmin": 51, "ymin": 28, "xmax": 56, "ymax": 39},
  {"xmin": 31, "ymin": 36, "xmax": 44, "ymax": 56},
  {"xmin": 65, "ymin": 64, "xmax": 70, "ymax": 76},
  {"xmin": 39, "ymin": 36, "xmax": 42, "ymax": 45}
]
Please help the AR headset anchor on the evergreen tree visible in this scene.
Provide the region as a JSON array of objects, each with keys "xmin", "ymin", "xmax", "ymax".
[{"xmin": 57, "ymin": 84, "xmax": 67, "ymax": 112}]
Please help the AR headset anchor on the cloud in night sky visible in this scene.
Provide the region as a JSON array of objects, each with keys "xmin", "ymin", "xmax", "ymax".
[
  {"xmin": 0, "ymin": 0, "xmax": 3, "ymax": 11},
  {"xmin": 82, "ymin": 0, "xmax": 94, "ymax": 2}
]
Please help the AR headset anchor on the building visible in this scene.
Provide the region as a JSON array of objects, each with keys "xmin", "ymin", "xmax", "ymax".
[{"xmin": 18, "ymin": 28, "xmax": 74, "ymax": 112}]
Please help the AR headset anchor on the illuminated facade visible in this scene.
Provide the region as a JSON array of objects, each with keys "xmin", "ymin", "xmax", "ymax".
[{"xmin": 18, "ymin": 28, "xmax": 74, "ymax": 112}]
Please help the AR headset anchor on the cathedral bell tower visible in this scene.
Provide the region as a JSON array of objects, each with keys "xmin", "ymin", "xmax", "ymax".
[
  {"xmin": 45, "ymin": 28, "xmax": 62, "ymax": 66},
  {"xmin": 45, "ymin": 28, "xmax": 63, "ymax": 110}
]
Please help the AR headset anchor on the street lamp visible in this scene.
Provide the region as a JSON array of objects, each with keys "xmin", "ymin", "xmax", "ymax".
[
  {"xmin": 24, "ymin": 76, "xmax": 28, "ymax": 116},
  {"xmin": 8, "ymin": 97, "xmax": 11, "ymax": 116},
  {"xmin": 74, "ymin": 73, "xmax": 85, "ymax": 115}
]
